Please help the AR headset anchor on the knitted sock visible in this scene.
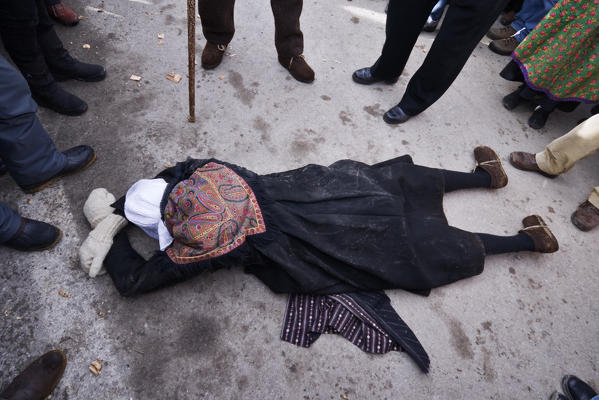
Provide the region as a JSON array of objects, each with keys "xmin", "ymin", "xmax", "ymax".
[
  {"xmin": 442, "ymin": 169, "xmax": 491, "ymax": 193},
  {"xmin": 476, "ymin": 232, "xmax": 534, "ymax": 255}
]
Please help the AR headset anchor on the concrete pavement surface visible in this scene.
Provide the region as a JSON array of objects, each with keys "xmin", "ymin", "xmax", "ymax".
[{"xmin": 1, "ymin": 0, "xmax": 598, "ymax": 398}]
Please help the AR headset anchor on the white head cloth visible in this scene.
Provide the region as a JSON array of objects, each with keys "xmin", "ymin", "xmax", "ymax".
[{"xmin": 124, "ymin": 178, "xmax": 174, "ymax": 251}]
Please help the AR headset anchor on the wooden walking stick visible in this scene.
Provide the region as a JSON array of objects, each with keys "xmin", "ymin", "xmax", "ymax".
[{"xmin": 187, "ymin": 0, "xmax": 196, "ymax": 122}]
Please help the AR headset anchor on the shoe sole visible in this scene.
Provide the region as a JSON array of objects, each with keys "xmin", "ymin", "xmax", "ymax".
[
  {"xmin": 352, "ymin": 73, "xmax": 399, "ymax": 85},
  {"xmin": 382, "ymin": 113, "xmax": 409, "ymax": 124},
  {"xmin": 23, "ymin": 151, "xmax": 97, "ymax": 194},
  {"xmin": 53, "ymin": 71, "xmax": 106, "ymax": 82}
]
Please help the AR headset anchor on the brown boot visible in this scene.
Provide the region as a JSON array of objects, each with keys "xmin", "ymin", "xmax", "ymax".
[
  {"xmin": 509, "ymin": 152, "xmax": 558, "ymax": 178},
  {"xmin": 201, "ymin": 42, "xmax": 226, "ymax": 70},
  {"xmin": 519, "ymin": 215, "xmax": 559, "ymax": 253},
  {"xmin": 487, "ymin": 25, "xmax": 516, "ymax": 40},
  {"xmin": 571, "ymin": 201, "xmax": 599, "ymax": 231},
  {"xmin": 489, "ymin": 36, "xmax": 519, "ymax": 56},
  {"xmin": 474, "ymin": 146, "xmax": 508, "ymax": 188},
  {"xmin": 278, "ymin": 55, "xmax": 315, "ymax": 83},
  {"xmin": 47, "ymin": 2, "xmax": 79, "ymax": 26},
  {"xmin": 500, "ymin": 11, "xmax": 517, "ymax": 26},
  {"xmin": 0, "ymin": 350, "xmax": 67, "ymax": 400}
]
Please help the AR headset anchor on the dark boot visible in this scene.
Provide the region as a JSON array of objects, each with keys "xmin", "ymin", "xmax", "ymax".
[
  {"xmin": 38, "ymin": 28, "xmax": 105, "ymax": 82},
  {"xmin": 528, "ymin": 106, "xmax": 551, "ymax": 129},
  {"xmin": 20, "ymin": 145, "xmax": 96, "ymax": 193},
  {"xmin": 0, "ymin": 350, "xmax": 66, "ymax": 399},
  {"xmin": 278, "ymin": 55, "xmax": 315, "ymax": 83},
  {"xmin": 499, "ymin": 60, "xmax": 524, "ymax": 82},
  {"xmin": 519, "ymin": 215, "xmax": 558, "ymax": 253},
  {"xmin": 4, "ymin": 218, "xmax": 62, "ymax": 251},
  {"xmin": 30, "ymin": 78, "xmax": 88, "ymax": 116},
  {"xmin": 201, "ymin": 42, "xmax": 226, "ymax": 70},
  {"xmin": 503, "ymin": 88, "xmax": 524, "ymax": 110}
]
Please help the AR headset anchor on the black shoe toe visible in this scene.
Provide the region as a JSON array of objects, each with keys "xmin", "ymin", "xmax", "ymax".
[
  {"xmin": 61, "ymin": 145, "xmax": 97, "ymax": 175},
  {"xmin": 562, "ymin": 375, "xmax": 598, "ymax": 400},
  {"xmin": 4, "ymin": 218, "xmax": 62, "ymax": 251},
  {"xmin": 52, "ymin": 62, "xmax": 107, "ymax": 82},
  {"xmin": 352, "ymin": 67, "xmax": 398, "ymax": 85},
  {"xmin": 383, "ymin": 105, "xmax": 410, "ymax": 124}
]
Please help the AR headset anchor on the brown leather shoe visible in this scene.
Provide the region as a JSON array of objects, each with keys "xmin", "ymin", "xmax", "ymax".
[
  {"xmin": 509, "ymin": 152, "xmax": 558, "ymax": 178},
  {"xmin": 474, "ymin": 146, "xmax": 508, "ymax": 188},
  {"xmin": 278, "ymin": 55, "xmax": 315, "ymax": 83},
  {"xmin": 487, "ymin": 25, "xmax": 516, "ymax": 40},
  {"xmin": 47, "ymin": 3, "xmax": 79, "ymax": 26},
  {"xmin": 0, "ymin": 350, "xmax": 67, "ymax": 400},
  {"xmin": 571, "ymin": 201, "xmax": 599, "ymax": 231},
  {"xmin": 201, "ymin": 42, "xmax": 226, "ymax": 70},
  {"xmin": 519, "ymin": 215, "xmax": 559, "ymax": 253},
  {"xmin": 489, "ymin": 36, "xmax": 519, "ymax": 56}
]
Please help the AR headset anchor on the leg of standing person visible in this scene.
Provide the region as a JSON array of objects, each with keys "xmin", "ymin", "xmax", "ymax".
[
  {"xmin": 383, "ymin": 0, "xmax": 509, "ymax": 123},
  {"xmin": 0, "ymin": 0, "xmax": 103, "ymax": 116},
  {"xmin": 271, "ymin": 0, "xmax": 314, "ymax": 83},
  {"xmin": 351, "ymin": 0, "xmax": 436, "ymax": 87},
  {"xmin": 198, "ymin": 0, "xmax": 235, "ymax": 69},
  {"xmin": 423, "ymin": 0, "xmax": 448, "ymax": 32}
]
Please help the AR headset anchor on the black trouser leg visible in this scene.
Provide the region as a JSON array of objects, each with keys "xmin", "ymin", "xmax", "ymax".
[
  {"xmin": 198, "ymin": 0, "xmax": 236, "ymax": 46},
  {"xmin": 370, "ymin": 0, "xmax": 437, "ymax": 80},
  {"xmin": 476, "ymin": 232, "xmax": 534, "ymax": 255},
  {"xmin": 441, "ymin": 169, "xmax": 491, "ymax": 193},
  {"xmin": 0, "ymin": 0, "xmax": 54, "ymax": 85},
  {"xmin": 398, "ymin": 0, "xmax": 509, "ymax": 115}
]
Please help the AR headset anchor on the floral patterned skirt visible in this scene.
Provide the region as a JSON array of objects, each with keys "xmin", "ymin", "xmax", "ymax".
[{"xmin": 512, "ymin": 0, "xmax": 599, "ymax": 103}]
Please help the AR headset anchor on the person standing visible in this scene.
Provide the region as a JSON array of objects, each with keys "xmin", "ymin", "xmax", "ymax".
[
  {"xmin": 352, "ymin": 0, "xmax": 508, "ymax": 124},
  {"xmin": 510, "ymin": 115, "xmax": 599, "ymax": 231},
  {"xmin": 0, "ymin": 0, "xmax": 106, "ymax": 116},
  {"xmin": 198, "ymin": 0, "xmax": 315, "ymax": 83},
  {"xmin": 0, "ymin": 54, "xmax": 96, "ymax": 251}
]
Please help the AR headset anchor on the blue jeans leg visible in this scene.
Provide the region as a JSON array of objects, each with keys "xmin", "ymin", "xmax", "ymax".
[
  {"xmin": 0, "ymin": 202, "xmax": 22, "ymax": 243},
  {"xmin": 511, "ymin": 0, "xmax": 557, "ymax": 40}
]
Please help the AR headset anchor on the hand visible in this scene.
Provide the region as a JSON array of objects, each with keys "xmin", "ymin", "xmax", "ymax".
[
  {"xmin": 79, "ymin": 230, "xmax": 112, "ymax": 277},
  {"xmin": 79, "ymin": 214, "xmax": 127, "ymax": 278},
  {"xmin": 84, "ymin": 188, "xmax": 117, "ymax": 228}
]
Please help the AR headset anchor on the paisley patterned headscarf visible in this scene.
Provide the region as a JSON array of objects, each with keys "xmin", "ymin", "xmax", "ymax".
[{"xmin": 163, "ymin": 162, "xmax": 266, "ymax": 264}]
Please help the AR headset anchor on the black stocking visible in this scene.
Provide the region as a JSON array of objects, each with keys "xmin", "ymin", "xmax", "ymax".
[
  {"xmin": 441, "ymin": 169, "xmax": 491, "ymax": 193},
  {"xmin": 476, "ymin": 232, "xmax": 534, "ymax": 255}
]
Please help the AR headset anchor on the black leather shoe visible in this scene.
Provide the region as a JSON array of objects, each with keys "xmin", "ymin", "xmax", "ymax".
[
  {"xmin": 562, "ymin": 375, "xmax": 598, "ymax": 400},
  {"xmin": 4, "ymin": 218, "xmax": 62, "ymax": 251},
  {"xmin": 352, "ymin": 67, "xmax": 398, "ymax": 85},
  {"xmin": 46, "ymin": 50, "xmax": 106, "ymax": 82},
  {"xmin": 383, "ymin": 104, "xmax": 410, "ymax": 124},
  {"xmin": 30, "ymin": 81, "xmax": 88, "ymax": 116},
  {"xmin": 422, "ymin": 19, "xmax": 439, "ymax": 32},
  {"xmin": 0, "ymin": 350, "xmax": 66, "ymax": 399},
  {"xmin": 20, "ymin": 145, "xmax": 96, "ymax": 193}
]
